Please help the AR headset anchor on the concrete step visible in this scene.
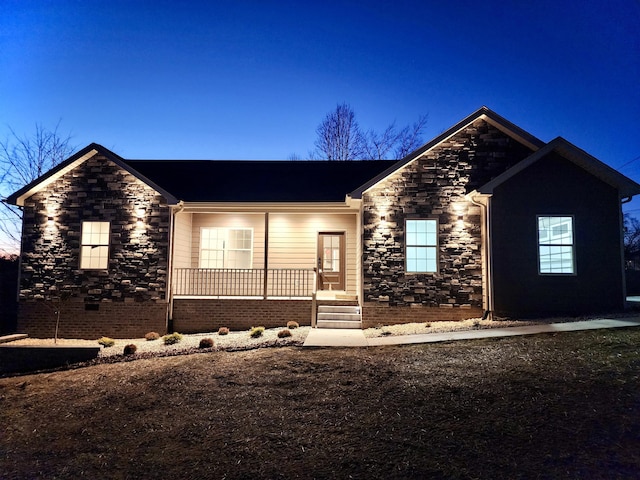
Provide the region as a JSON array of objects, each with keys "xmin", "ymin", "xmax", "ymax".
[
  {"xmin": 317, "ymin": 304, "xmax": 362, "ymax": 328},
  {"xmin": 317, "ymin": 319, "xmax": 363, "ymax": 329},
  {"xmin": 317, "ymin": 312, "xmax": 361, "ymax": 322},
  {"xmin": 318, "ymin": 305, "xmax": 360, "ymax": 314},
  {"xmin": 335, "ymin": 293, "xmax": 358, "ymax": 301},
  {"xmin": 0, "ymin": 334, "xmax": 28, "ymax": 344}
]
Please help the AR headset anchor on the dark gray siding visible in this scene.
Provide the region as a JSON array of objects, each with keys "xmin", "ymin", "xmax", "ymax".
[{"xmin": 491, "ymin": 152, "xmax": 623, "ymax": 316}]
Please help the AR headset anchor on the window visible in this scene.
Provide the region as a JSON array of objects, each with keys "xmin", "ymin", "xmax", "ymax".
[
  {"xmin": 322, "ymin": 234, "xmax": 341, "ymax": 272},
  {"xmin": 538, "ymin": 216, "xmax": 575, "ymax": 274},
  {"xmin": 406, "ymin": 219, "xmax": 438, "ymax": 273},
  {"xmin": 80, "ymin": 221, "xmax": 110, "ymax": 269},
  {"xmin": 200, "ymin": 228, "xmax": 253, "ymax": 268}
]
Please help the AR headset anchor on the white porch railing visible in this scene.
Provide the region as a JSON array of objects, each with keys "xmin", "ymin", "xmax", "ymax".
[{"xmin": 173, "ymin": 268, "xmax": 316, "ymax": 298}]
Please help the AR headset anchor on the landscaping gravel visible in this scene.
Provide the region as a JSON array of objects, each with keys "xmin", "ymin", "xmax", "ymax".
[{"xmin": 7, "ymin": 311, "xmax": 638, "ymax": 359}]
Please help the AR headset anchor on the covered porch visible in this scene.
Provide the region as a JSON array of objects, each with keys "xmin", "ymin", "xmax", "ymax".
[{"xmin": 168, "ymin": 204, "xmax": 363, "ymax": 331}]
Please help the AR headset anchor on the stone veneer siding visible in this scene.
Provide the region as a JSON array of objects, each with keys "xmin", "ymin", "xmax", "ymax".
[
  {"xmin": 172, "ymin": 299, "xmax": 312, "ymax": 333},
  {"xmin": 362, "ymin": 119, "xmax": 534, "ymax": 316},
  {"xmin": 17, "ymin": 154, "xmax": 171, "ymax": 337}
]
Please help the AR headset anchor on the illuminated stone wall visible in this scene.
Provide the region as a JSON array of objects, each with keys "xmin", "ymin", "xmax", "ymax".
[
  {"xmin": 18, "ymin": 154, "xmax": 171, "ymax": 336},
  {"xmin": 362, "ymin": 119, "xmax": 534, "ymax": 312}
]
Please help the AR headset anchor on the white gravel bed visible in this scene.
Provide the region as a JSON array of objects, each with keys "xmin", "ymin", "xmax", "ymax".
[
  {"xmin": 363, "ymin": 312, "xmax": 640, "ymax": 338},
  {"xmin": 8, "ymin": 326, "xmax": 311, "ymax": 358},
  {"xmin": 7, "ymin": 311, "xmax": 637, "ymax": 356},
  {"xmin": 363, "ymin": 318, "xmax": 538, "ymax": 338}
]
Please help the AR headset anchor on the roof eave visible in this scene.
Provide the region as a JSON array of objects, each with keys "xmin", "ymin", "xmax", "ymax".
[
  {"xmin": 6, "ymin": 144, "xmax": 102, "ymax": 206},
  {"xmin": 350, "ymin": 106, "xmax": 545, "ymax": 199},
  {"xmin": 179, "ymin": 200, "xmax": 359, "ymax": 213},
  {"xmin": 5, "ymin": 143, "xmax": 180, "ymax": 206},
  {"xmin": 478, "ymin": 137, "xmax": 640, "ymax": 198}
]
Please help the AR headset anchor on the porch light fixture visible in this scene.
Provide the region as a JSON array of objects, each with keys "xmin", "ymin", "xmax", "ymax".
[
  {"xmin": 46, "ymin": 199, "xmax": 59, "ymax": 222},
  {"xmin": 135, "ymin": 208, "xmax": 146, "ymax": 228},
  {"xmin": 377, "ymin": 204, "xmax": 390, "ymax": 223}
]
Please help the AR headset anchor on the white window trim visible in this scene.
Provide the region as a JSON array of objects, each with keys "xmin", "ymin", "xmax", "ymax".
[
  {"xmin": 200, "ymin": 227, "xmax": 254, "ymax": 269},
  {"xmin": 537, "ymin": 215, "xmax": 576, "ymax": 275},
  {"xmin": 405, "ymin": 218, "xmax": 439, "ymax": 274},
  {"xmin": 80, "ymin": 221, "xmax": 110, "ymax": 270}
]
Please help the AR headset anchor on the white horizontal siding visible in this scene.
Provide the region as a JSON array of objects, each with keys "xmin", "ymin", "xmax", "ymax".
[
  {"xmin": 191, "ymin": 213, "xmax": 266, "ymax": 269},
  {"xmin": 172, "ymin": 211, "xmax": 192, "ymax": 269},
  {"xmin": 181, "ymin": 211, "xmax": 359, "ymax": 295},
  {"xmin": 269, "ymin": 213, "xmax": 358, "ymax": 294}
]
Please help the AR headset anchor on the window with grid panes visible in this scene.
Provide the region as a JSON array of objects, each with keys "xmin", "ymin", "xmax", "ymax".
[
  {"xmin": 80, "ymin": 221, "xmax": 110, "ymax": 269},
  {"xmin": 200, "ymin": 228, "xmax": 253, "ymax": 268},
  {"xmin": 537, "ymin": 216, "xmax": 575, "ymax": 274},
  {"xmin": 406, "ymin": 219, "xmax": 438, "ymax": 273}
]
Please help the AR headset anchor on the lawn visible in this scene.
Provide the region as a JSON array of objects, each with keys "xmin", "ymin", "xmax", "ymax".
[{"xmin": 1, "ymin": 328, "xmax": 639, "ymax": 479}]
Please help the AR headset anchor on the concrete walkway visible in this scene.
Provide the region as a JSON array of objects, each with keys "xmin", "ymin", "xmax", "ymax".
[{"xmin": 302, "ymin": 317, "xmax": 640, "ymax": 347}]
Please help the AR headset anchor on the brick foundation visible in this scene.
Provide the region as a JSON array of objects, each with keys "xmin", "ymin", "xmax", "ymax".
[
  {"xmin": 362, "ymin": 302, "xmax": 483, "ymax": 328},
  {"xmin": 172, "ymin": 298, "xmax": 312, "ymax": 333},
  {"xmin": 17, "ymin": 300, "xmax": 168, "ymax": 339}
]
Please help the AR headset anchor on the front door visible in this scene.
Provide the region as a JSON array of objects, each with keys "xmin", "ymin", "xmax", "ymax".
[{"xmin": 317, "ymin": 232, "xmax": 345, "ymax": 291}]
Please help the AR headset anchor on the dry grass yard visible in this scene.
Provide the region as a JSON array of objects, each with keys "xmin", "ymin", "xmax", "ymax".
[{"xmin": 1, "ymin": 328, "xmax": 639, "ymax": 479}]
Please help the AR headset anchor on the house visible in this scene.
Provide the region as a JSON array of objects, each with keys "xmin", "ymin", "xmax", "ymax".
[{"xmin": 6, "ymin": 107, "xmax": 640, "ymax": 339}]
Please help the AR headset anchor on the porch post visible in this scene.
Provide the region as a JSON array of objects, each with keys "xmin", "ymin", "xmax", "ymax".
[{"xmin": 263, "ymin": 212, "xmax": 269, "ymax": 299}]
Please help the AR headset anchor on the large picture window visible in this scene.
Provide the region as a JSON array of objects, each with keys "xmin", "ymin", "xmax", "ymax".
[
  {"xmin": 80, "ymin": 221, "xmax": 110, "ymax": 269},
  {"xmin": 406, "ymin": 219, "xmax": 438, "ymax": 273},
  {"xmin": 538, "ymin": 216, "xmax": 575, "ymax": 274},
  {"xmin": 200, "ymin": 228, "xmax": 253, "ymax": 268}
]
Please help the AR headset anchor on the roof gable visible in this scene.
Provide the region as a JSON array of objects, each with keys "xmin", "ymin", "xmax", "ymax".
[
  {"xmin": 9, "ymin": 108, "xmax": 636, "ymax": 206},
  {"xmin": 476, "ymin": 137, "xmax": 640, "ymax": 198},
  {"xmin": 5, "ymin": 143, "xmax": 179, "ymax": 206},
  {"xmin": 350, "ymin": 106, "xmax": 546, "ymax": 198}
]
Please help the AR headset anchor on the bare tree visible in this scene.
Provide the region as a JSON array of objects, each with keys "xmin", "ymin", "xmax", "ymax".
[
  {"xmin": 363, "ymin": 123, "xmax": 398, "ymax": 160},
  {"xmin": 363, "ymin": 114, "xmax": 428, "ymax": 160},
  {"xmin": 624, "ymin": 214, "xmax": 640, "ymax": 268},
  {"xmin": 313, "ymin": 103, "xmax": 366, "ymax": 161},
  {"xmin": 0, "ymin": 122, "xmax": 74, "ymax": 254},
  {"xmin": 307, "ymin": 103, "xmax": 427, "ymax": 161},
  {"xmin": 393, "ymin": 114, "xmax": 428, "ymax": 159}
]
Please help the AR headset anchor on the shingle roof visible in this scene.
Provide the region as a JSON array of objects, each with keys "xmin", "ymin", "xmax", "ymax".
[{"xmin": 124, "ymin": 159, "xmax": 398, "ymax": 202}]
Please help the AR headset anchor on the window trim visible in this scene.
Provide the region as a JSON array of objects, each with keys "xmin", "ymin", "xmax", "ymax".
[
  {"xmin": 199, "ymin": 227, "xmax": 254, "ymax": 269},
  {"xmin": 80, "ymin": 221, "xmax": 110, "ymax": 270},
  {"xmin": 405, "ymin": 218, "xmax": 439, "ymax": 274},
  {"xmin": 537, "ymin": 215, "xmax": 576, "ymax": 276}
]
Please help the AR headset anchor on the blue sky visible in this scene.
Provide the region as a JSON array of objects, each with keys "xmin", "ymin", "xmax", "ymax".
[{"xmin": 1, "ymin": 1, "xmax": 639, "ymax": 194}]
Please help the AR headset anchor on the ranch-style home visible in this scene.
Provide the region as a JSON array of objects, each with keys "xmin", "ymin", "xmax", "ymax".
[{"xmin": 6, "ymin": 106, "xmax": 640, "ymax": 338}]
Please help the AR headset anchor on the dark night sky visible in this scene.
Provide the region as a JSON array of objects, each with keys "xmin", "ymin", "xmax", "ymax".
[{"xmin": 1, "ymin": 0, "xmax": 639, "ymax": 222}]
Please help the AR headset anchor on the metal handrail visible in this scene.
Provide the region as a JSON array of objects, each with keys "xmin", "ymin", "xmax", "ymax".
[{"xmin": 173, "ymin": 267, "xmax": 315, "ymax": 298}]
